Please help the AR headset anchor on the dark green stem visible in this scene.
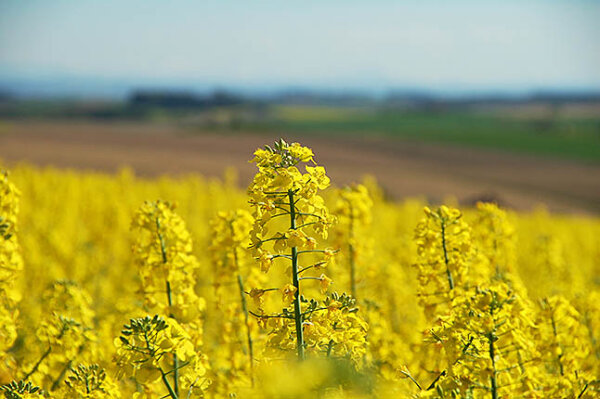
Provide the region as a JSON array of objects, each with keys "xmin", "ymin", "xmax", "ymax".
[
  {"xmin": 288, "ymin": 189, "xmax": 305, "ymax": 361},
  {"xmin": 166, "ymin": 280, "xmax": 180, "ymax": 395},
  {"xmin": 237, "ymin": 271, "xmax": 254, "ymax": 383},
  {"xmin": 578, "ymin": 383, "xmax": 589, "ymax": 398},
  {"xmin": 349, "ymin": 244, "xmax": 356, "ymax": 298},
  {"xmin": 160, "ymin": 368, "xmax": 179, "ymax": 399},
  {"xmin": 516, "ymin": 349, "xmax": 526, "ymax": 374},
  {"xmin": 326, "ymin": 339, "xmax": 334, "ymax": 357},
  {"xmin": 231, "ymin": 228, "xmax": 254, "ymax": 381},
  {"xmin": 23, "ymin": 346, "xmax": 52, "ymax": 380},
  {"xmin": 51, "ymin": 360, "xmax": 72, "ymax": 391},
  {"xmin": 583, "ymin": 312, "xmax": 599, "ymax": 359},
  {"xmin": 488, "ymin": 332, "xmax": 498, "ymax": 399},
  {"xmin": 550, "ymin": 314, "xmax": 564, "ymax": 376},
  {"xmin": 24, "ymin": 323, "xmax": 73, "ymax": 381},
  {"xmin": 157, "ymin": 216, "xmax": 179, "ymax": 397},
  {"xmin": 348, "ymin": 208, "xmax": 357, "ymax": 299},
  {"xmin": 440, "ymin": 219, "xmax": 454, "ymax": 290}
]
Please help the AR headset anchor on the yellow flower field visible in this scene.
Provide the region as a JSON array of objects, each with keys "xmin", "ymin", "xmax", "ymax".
[{"xmin": 1, "ymin": 140, "xmax": 599, "ymax": 398}]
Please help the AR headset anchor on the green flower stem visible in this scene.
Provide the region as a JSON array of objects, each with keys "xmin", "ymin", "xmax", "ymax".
[
  {"xmin": 166, "ymin": 280, "xmax": 180, "ymax": 396},
  {"xmin": 349, "ymin": 208, "xmax": 357, "ymax": 299},
  {"xmin": 237, "ymin": 274, "xmax": 254, "ymax": 377},
  {"xmin": 232, "ymin": 241, "xmax": 254, "ymax": 383},
  {"xmin": 156, "ymin": 216, "xmax": 179, "ymax": 397},
  {"xmin": 488, "ymin": 306, "xmax": 498, "ymax": 399},
  {"xmin": 160, "ymin": 367, "xmax": 179, "ymax": 399},
  {"xmin": 50, "ymin": 360, "xmax": 72, "ymax": 391},
  {"xmin": 440, "ymin": 218, "xmax": 455, "ymax": 290},
  {"xmin": 288, "ymin": 189, "xmax": 305, "ymax": 361},
  {"xmin": 488, "ymin": 332, "xmax": 498, "ymax": 399},
  {"xmin": 23, "ymin": 325, "xmax": 70, "ymax": 380},
  {"xmin": 550, "ymin": 314, "xmax": 565, "ymax": 376},
  {"xmin": 22, "ymin": 346, "xmax": 52, "ymax": 380}
]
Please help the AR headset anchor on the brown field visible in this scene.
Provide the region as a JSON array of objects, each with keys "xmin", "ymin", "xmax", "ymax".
[{"xmin": 1, "ymin": 120, "xmax": 599, "ymax": 214}]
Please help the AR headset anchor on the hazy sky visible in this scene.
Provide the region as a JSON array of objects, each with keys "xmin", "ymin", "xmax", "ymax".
[{"xmin": 1, "ymin": 0, "xmax": 599, "ymax": 91}]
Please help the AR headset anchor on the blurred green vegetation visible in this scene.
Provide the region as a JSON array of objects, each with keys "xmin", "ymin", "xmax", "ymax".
[
  {"xmin": 248, "ymin": 105, "xmax": 600, "ymax": 162},
  {"xmin": 2, "ymin": 99, "xmax": 599, "ymax": 162}
]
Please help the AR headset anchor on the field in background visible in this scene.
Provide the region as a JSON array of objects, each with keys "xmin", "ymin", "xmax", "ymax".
[
  {"xmin": 1, "ymin": 119, "xmax": 599, "ymax": 214},
  {"xmin": 2, "ymin": 98, "xmax": 600, "ymax": 162},
  {"xmin": 260, "ymin": 104, "xmax": 600, "ymax": 162}
]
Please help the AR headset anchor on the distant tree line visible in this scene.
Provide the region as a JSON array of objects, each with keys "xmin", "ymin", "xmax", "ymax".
[{"xmin": 128, "ymin": 90, "xmax": 245, "ymax": 108}]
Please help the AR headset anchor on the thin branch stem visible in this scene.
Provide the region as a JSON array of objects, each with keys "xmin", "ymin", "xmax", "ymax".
[
  {"xmin": 297, "ymin": 262, "xmax": 326, "ymax": 275},
  {"xmin": 299, "ymin": 276, "xmax": 322, "ymax": 281},
  {"xmin": 244, "ymin": 288, "xmax": 279, "ymax": 295},
  {"xmin": 248, "ymin": 310, "xmax": 292, "ymax": 319},
  {"xmin": 398, "ymin": 369, "xmax": 422, "ymax": 391},
  {"xmin": 296, "ymin": 249, "xmax": 329, "ymax": 255}
]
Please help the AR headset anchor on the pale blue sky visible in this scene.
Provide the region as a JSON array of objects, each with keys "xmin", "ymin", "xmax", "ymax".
[{"xmin": 1, "ymin": 0, "xmax": 599, "ymax": 93}]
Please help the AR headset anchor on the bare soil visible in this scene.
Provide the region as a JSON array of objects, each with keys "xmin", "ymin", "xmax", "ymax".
[{"xmin": 1, "ymin": 120, "xmax": 599, "ymax": 214}]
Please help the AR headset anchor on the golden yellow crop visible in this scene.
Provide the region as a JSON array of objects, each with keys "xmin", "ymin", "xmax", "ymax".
[{"xmin": 1, "ymin": 140, "xmax": 599, "ymax": 398}]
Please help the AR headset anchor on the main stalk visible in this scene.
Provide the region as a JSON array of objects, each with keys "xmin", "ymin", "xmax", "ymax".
[{"xmin": 288, "ymin": 189, "xmax": 305, "ymax": 360}]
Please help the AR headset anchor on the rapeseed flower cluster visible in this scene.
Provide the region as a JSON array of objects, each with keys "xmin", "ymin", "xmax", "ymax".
[
  {"xmin": 409, "ymin": 204, "xmax": 597, "ymax": 398},
  {"xmin": 333, "ymin": 184, "xmax": 373, "ymax": 298},
  {"xmin": 22, "ymin": 281, "xmax": 96, "ymax": 390},
  {"xmin": 58, "ymin": 363, "xmax": 121, "ymax": 398},
  {"xmin": 0, "ymin": 172, "xmax": 23, "ymax": 379},
  {"xmin": 124, "ymin": 202, "xmax": 209, "ymax": 398},
  {"xmin": 413, "ymin": 206, "xmax": 473, "ymax": 318},
  {"xmin": 208, "ymin": 209, "xmax": 260, "ymax": 393},
  {"xmin": 131, "ymin": 201, "xmax": 205, "ymax": 323},
  {"xmin": 247, "ymin": 139, "xmax": 367, "ymax": 363}
]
